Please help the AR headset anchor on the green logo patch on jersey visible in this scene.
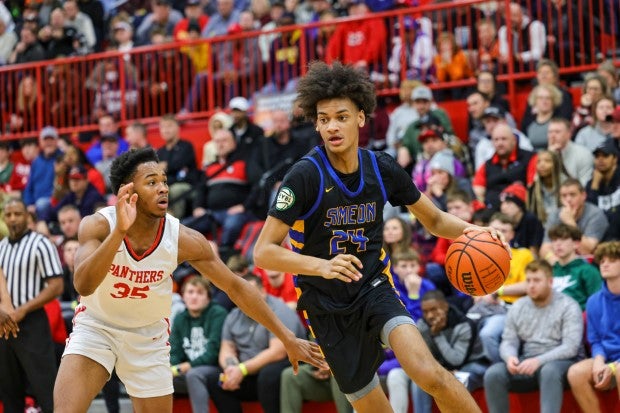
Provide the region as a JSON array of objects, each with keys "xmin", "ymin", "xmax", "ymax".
[{"xmin": 275, "ymin": 186, "xmax": 295, "ymax": 211}]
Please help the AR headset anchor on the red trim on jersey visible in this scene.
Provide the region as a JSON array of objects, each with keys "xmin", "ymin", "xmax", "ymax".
[{"xmin": 124, "ymin": 218, "xmax": 166, "ymax": 261}]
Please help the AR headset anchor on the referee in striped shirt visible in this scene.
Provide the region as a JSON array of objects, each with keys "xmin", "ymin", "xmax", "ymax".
[{"xmin": 0, "ymin": 198, "xmax": 63, "ymax": 413}]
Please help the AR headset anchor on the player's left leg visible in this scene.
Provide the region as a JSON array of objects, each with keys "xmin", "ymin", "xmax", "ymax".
[
  {"xmin": 131, "ymin": 394, "xmax": 173, "ymax": 413},
  {"xmin": 347, "ymin": 380, "xmax": 393, "ymax": 413},
  {"xmin": 389, "ymin": 324, "xmax": 482, "ymax": 413}
]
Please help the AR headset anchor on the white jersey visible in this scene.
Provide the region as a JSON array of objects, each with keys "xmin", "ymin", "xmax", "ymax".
[{"xmin": 78, "ymin": 206, "xmax": 179, "ymax": 329}]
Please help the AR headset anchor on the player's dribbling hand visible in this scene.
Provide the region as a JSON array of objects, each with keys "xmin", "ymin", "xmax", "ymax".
[
  {"xmin": 463, "ymin": 226, "xmax": 512, "ymax": 259},
  {"xmin": 115, "ymin": 183, "xmax": 138, "ymax": 233},
  {"xmin": 287, "ymin": 338, "xmax": 328, "ymax": 375},
  {"xmin": 321, "ymin": 255, "xmax": 363, "ymax": 283}
]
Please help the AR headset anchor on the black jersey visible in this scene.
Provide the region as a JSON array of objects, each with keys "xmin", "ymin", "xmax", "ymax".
[{"xmin": 269, "ymin": 146, "xmax": 421, "ymax": 314}]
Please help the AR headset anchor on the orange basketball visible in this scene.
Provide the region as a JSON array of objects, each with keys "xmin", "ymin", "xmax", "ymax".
[{"xmin": 445, "ymin": 231, "xmax": 510, "ymax": 296}]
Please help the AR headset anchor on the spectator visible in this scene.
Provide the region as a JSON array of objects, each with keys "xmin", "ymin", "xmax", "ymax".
[
  {"xmin": 201, "ymin": 0, "xmax": 241, "ymax": 38},
  {"xmin": 478, "ymin": 213, "xmax": 533, "ymax": 363},
  {"xmin": 56, "ymin": 204, "xmax": 81, "ymax": 245},
  {"xmin": 257, "ymin": 0, "xmax": 285, "ymax": 62},
  {"xmin": 521, "ymin": 59, "xmax": 574, "ymax": 130},
  {"xmin": 174, "ymin": 0, "xmax": 209, "ymax": 41},
  {"xmin": 547, "ymin": 117, "xmax": 594, "ymax": 186},
  {"xmin": 610, "ymin": 108, "xmax": 620, "ymax": 156},
  {"xmin": 85, "ymin": 114, "xmax": 130, "ymax": 166},
  {"xmin": 597, "ymin": 60, "xmax": 620, "ymax": 105},
  {"xmin": 125, "ymin": 121, "xmax": 150, "ymax": 150},
  {"xmin": 571, "ymin": 73, "xmax": 609, "ymax": 135},
  {"xmin": 110, "ymin": 20, "xmax": 134, "ymax": 59},
  {"xmin": 472, "ymin": 123, "xmax": 537, "ymax": 210},
  {"xmin": 391, "ymin": 248, "xmax": 435, "ymax": 322},
  {"xmin": 382, "ymin": 216, "xmax": 412, "ymax": 259},
  {"xmin": 85, "ymin": 58, "xmax": 139, "ymax": 122},
  {"xmin": 383, "ymin": 16, "xmax": 433, "ymax": 84},
  {"xmin": 156, "ymin": 114, "xmax": 198, "ymax": 218},
  {"xmin": 185, "ymin": 129, "xmax": 258, "ymax": 254},
  {"xmin": 0, "ymin": 198, "xmax": 64, "ymax": 413},
  {"xmin": 63, "ymin": 0, "xmax": 96, "ymax": 52},
  {"xmin": 0, "ymin": 17, "xmax": 17, "ymax": 65},
  {"xmin": 179, "ymin": 20, "xmax": 211, "ymax": 113},
  {"xmin": 475, "ymin": 20, "xmax": 500, "ymax": 74},
  {"xmin": 135, "ymin": 0, "xmax": 183, "ymax": 45},
  {"xmin": 548, "ymin": 223, "xmax": 602, "ymax": 310},
  {"xmin": 324, "ymin": 0, "xmax": 387, "ymax": 71},
  {"xmin": 52, "ymin": 164, "xmax": 106, "ymax": 221},
  {"xmin": 586, "ymin": 139, "xmax": 620, "ymax": 241},
  {"xmin": 7, "ymin": 74, "xmax": 38, "ymax": 134},
  {"xmin": 524, "ymin": 84, "xmax": 563, "ymax": 151},
  {"xmin": 257, "ymin": 268, "xmax": 297, "ymax": 310},
  {"xmin": 385, "ymin": 80, "xmax": 421, "ymax": 158},
  {"xmin": 202, "ymin": 112, "xmax": 234, "ymax": 167},
  {"xmin": 527, "ymin": 149, "xmax": 567, "ymax": 224},
  {"xmin": 466, "ymin": 90, "xmax": 492, "ymax": 153},
  {"xmin": 54, "ymin": 144, "xmax": 106, "ymax": 202},
  {"xmin": 424, "ymin": 151, "xmax": 471, "ymax": 211},
  {"xmin": 8, "ymin": 26, "xmax": 46, "ymax": 65},
  {"xmin": 59, "ymin": 237, "xmax": 79, "ymax": 333},
  {"xmin": 2, "ymin": 138, "xmax": 39, "ymax": 197},
  {"xmin": 545, "ymin": 0, "xmax": 595, "ymax": 65},
  {"xmin": 262, "ymin": 13, "xmax": 302, "ymax": 94},
  {"xmin": 0, "ymin": 141, "xmax": 14, "ymax": 189},
  {"xmin": 399, "ymin": 86, "xmax": 454, "ymax": 169},
  {"xmin": 574, "ymin": 97, "xmax": 616, "ymax": 151},
  {"xmin": 540, "ymin": 178, "xmax": 609, "ymax": 259},
  {"xmin": 205, "ymin": 274, "xmax": 307, "ymax": 413},
  {"xmin": 498, "ymin": 3, "xmax": 545, "ymax": 70},
  {"xmin": 475, "ymin": 106, "xmax": 533, "ymax": 170},
  {"xmin": 38, "ymin": 8, "xmax": 82, "ymax": 58},
  {"xmin": 280, "ymin": 363, "xmax": 352, "ymax": 413},
  {"xmin": 413, "ymin": 128, "xmax": 466, "ymax": 194},
  {"xmin": 228, "ymin": 96, "xmax": 264, "ymax": 158},
  {"xmin": 483, "ymin": 260, "xmax": 583, "ymax": 413},
  {"xmin": 170, "ymin": 276, "xmax": 228, "ymax": 413},
  {"xmin": 388, "ymin": 290, "xmax": 486, "ymax": 413},
  {"xmin": 433, "ymin": 32, "xmax": 473, "ymax": 90},
  {"xmin": 499, "ymin": 183, "xmax": 544, "ymax": 256},
  {"xmin": 76, "ymin": 0, "xmax": 105, "ymax": 51},
  {"xmin": 567, "ymin": 241, "xmax": 620, "ymax": 412},
  {"xmin": 95, "ymin": 134, "xmax": 121, "ymax": 192},
  {"xmin": 476, "ymin": 70, "xmax": 509, "ymax": 113},
  {"xmin": 23, "ymin": 126, "xmax": 63, "ymax": 222}
]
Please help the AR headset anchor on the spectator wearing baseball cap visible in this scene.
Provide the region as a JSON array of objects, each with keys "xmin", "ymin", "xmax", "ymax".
[
  {"xmin": 586, "ymin": 139, "xmax": 620, "ymax": 240},
  {"xmin": 23, "ymin": 126, "xmax": 64, "ymax": 222},
  {"xmin": 500, "ymin": 182, "xmax": 544, "ymax": 256},
  {"xmin": 228, "ymin": 96, "xmax": 264, "ymax": 158},
  {"xmin": 412, "ymin": 129, "xmax": 467, "ymax": 193},
  {"xmin": 52, "ymin": 164, "xmax": 106, "ymax": 224},
  {"xmin": 475, "ymin": 106, "xmax": 533, "ymax": 170},
  {"xmin": 399, "ymin": 86, "xmax": 454, "ymax": 169}
]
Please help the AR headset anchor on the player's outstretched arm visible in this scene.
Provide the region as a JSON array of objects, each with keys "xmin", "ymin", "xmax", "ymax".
[
  {"xmin": 178, "ymin": 225, "xmax": 328, "ymax": 373},
  {"xmin": 253, "ymin": 216, "xmax": 362, "ymax": 283}
]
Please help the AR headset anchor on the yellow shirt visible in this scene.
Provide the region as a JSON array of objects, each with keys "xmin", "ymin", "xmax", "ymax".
[{"xmin": 502, "ymin": 247, "xmax": 534, "ymax": 304}]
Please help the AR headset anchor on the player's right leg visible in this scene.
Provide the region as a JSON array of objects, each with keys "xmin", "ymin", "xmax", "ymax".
[
  {"xmin": 54, "ymin": 354, "xmax": 110, "ymax": 413},
  {"xmin": 389, "ymin": 324, "xmax": 482, "ymax": 413},
  {"xmin": 567, "ymin": 358, "xmax": 604, "ymax": 413}
]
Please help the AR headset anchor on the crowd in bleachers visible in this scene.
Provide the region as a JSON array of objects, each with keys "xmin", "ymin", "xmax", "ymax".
[{"xmin": 1, "ymin": 0, "xmax": 620, "ymax": 412}]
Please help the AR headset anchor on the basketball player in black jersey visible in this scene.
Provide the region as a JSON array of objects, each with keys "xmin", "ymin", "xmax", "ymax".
[{"xmin": 254, "ymin": 62, "xmax": 506, "ymax": 413}]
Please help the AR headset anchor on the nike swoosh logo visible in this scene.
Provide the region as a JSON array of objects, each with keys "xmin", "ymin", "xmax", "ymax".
[{"xmin": 325, "ymin": 187, "xmax": 334, "ymax": 193}]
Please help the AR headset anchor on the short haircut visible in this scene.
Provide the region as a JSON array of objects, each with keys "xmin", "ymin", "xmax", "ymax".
[
  {"xmin": 109, "ymin": 148, "xmax": 159, "ymax": 193},
  {"xmin": 160, "ymin": 113, "xmax": 178, "ymax": 124},
  {"xmin": 489, "ymin": 212, "xmax": 515, "ymax": 228},
  {"xmin": 547, "ymin": 223, "xmax": 582, "ymax": 241},
  {"xmin": 536, "ymin": 58, "xmax": 559, "ymax": 78},
  {"xmin": 594, "ymin": 241, "xmax": 620, "ymax": 263},
  {"xmin": 421, "ymin": 289, "xmax": 447, "ymax": 302},
  {"xmin": 467, "ymin": 89, "xmax": 489, "ymax": 102},
  {"xmin": 181, "ymin": 275, "xmax": 212, "ymax": 298},
  {"xmin": 560, "ymin": 178, "xmax": 585, "ymax": 193},
  {"xmin": 525, "ymin": 259, "xmax": 553, "ymax": 277},
  {"xmin": 472, "ymin": 207, "xmax": 494, "ymax": 226},
  {"xmin": 295, "ymin": 61, "xmax": 376, "ymax": 121},
  {"xmin": 549, "ymin": 117, "xmax": 571, "ymax": 130},
  {"xmin": 3, "ymin": 197, "xmax": 26, "ymax": 211},
  {"xmin": 242, "ymin": 273, "xmax": 263, "ymax": 288},
  {"xmin": 391, "ymin": 248, "xmax": 420, "ymax": 266},
  {"xmin": 226, "ymin": 254, "xmax": 250, "ymax": 273},
  {"xmin": 127, "ymin": 121, "xmax": 147, "ymax": 136},
  {"xmin": 446, "ymin": 189, "xmax": 472, "ymax": 205},
  {"xmin": 58, "ymin": 204, "xmax": 81, "ymax": 217}
]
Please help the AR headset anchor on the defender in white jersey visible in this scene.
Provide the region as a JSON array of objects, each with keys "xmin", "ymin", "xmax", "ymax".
[{"xmin": 53, "ymin": 148, "xmax": 326, "ymax": 413}]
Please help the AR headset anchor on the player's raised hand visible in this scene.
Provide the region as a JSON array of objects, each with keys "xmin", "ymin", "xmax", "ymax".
[
  {"xmin": 286, "ymin": 338, "xmax": 328, "ymax": 374},
  {"xmin": 115, "ymin": 183, "xmax": 138, "ymax": 233},
  {"xmin": 321, "ymin": 254, "xmax": 363, "ymax": 282}
]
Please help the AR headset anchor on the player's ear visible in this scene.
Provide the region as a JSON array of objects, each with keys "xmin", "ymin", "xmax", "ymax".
[{"xmin": 358, "ymin": 110, "xmax": 365, "ymax": 128}]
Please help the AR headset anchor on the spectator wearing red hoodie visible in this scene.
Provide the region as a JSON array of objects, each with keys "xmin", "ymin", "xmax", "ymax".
[
  {"xmin": 325, "ymin": 0, "xmax": 386, "ymax": 72},
  {"xmin": 255, "ymin": 267, "xmax": 298, "ymax": 310}
]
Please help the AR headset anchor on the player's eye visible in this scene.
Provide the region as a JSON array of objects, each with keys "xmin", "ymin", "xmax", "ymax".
[{"xmin": 339, "ymin": 116, "xmax": 348, "ymax": 121}]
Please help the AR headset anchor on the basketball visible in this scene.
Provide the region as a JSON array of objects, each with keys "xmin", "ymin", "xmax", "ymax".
[{"xmin": 445, "ymin": 231, "xmax": 510, "ymax": 296}]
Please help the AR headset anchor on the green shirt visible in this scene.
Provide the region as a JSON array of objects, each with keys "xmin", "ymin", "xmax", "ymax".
[
  {"xmin": 401, "ymin": 108, "xmax": 454, "ymax": 160},
  {"xmin": 552, "ymin": 258, "xmax": 602, "ymax": 310}
]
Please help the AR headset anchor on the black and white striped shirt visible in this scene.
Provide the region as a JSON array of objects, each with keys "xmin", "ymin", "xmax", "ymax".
[{"xmin": 0, "ymin": 231, "xmax": 63, "ymax": 307}]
